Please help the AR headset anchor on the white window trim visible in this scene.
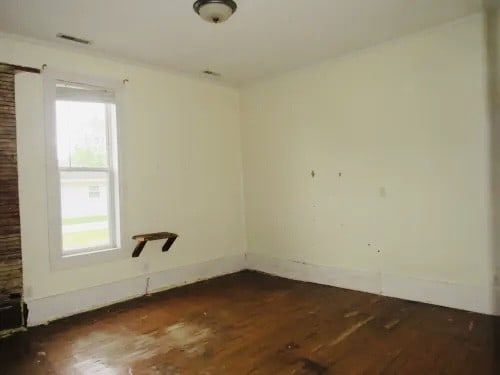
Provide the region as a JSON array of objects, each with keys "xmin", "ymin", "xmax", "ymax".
[{"xmin": 43, "ymin": 69, "xmax": 128, "ymax": 270}]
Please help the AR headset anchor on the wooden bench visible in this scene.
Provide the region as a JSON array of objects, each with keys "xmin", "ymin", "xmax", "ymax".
[{"xmin": 131, "ymin": 232, "xmax": 178, "ymax": 257}]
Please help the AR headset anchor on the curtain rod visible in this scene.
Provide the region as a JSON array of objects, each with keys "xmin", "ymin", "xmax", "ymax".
[{"xmin": 0, "ymin": 63, "xmax": 41, "ymax": 74}]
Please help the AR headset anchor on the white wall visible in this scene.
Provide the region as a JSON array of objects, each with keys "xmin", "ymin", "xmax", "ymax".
[
  {"xmin": 241, "ymin": 14, "xmax": 498, "ymax": 313},
  {"xmin": 0, "ymin": 35, "xmax": 246, "ymax": 310},
  {"xmin": 1, "ymin": 11, "xmax": 498, "ymax": 321},
  {"xmin": 487, "ymin": 7, "xmax": 500, "ymax": 305}
]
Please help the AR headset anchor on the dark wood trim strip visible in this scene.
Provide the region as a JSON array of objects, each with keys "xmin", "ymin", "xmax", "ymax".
[{"xmin": 0, "ymin": 63, "xmax": 41, "ymax": 74}]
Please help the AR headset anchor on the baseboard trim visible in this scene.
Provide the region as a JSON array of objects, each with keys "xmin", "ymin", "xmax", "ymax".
[
  {"xmin": 381, "ymin": 273, "xmax": 498, "ymax": 315},
  {"xmin": 245, "ymin": 253, "xmax": 500, "ymax": 316},
  {"xmin": 245, "ymin": 253, "xmax": 381, "ymax": 295},
  {"xmin": 25, "ymin": 252, "xmax": 500, "ymax": 326},
  {"xmin": 26, "ymin": 254, "xmax": 245, "ymax": 326}
]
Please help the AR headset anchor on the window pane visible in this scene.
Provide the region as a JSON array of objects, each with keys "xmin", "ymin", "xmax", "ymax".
[
  {"xmin": 55, "ymin": 101, "xmax": 111, "ymax": 168},
  {"xmin": 60, "ymin": 170, "xmax": 113, "ymax": 252}
]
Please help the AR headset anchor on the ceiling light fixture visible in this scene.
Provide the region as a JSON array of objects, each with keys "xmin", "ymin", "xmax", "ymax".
[{"xmin": 193, "ymin": 0, "xmax": 237, "ymax": 24}]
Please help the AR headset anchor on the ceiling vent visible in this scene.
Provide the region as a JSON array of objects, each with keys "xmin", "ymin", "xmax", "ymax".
[{"xmin": 56, "ymin": 33, "xmax": 92, "ymax": 45}]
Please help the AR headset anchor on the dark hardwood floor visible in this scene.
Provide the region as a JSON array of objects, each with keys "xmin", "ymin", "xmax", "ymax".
[{"xmin": 1, "ymin": 271, "xmax": 499, "ymax": 374}]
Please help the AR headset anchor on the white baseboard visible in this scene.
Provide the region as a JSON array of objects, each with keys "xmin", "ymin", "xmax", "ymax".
[
  {"xmin": 27, "ymin": 254, "xmax": 245, "ymax": 326},
  {"xmin": 381, "ymin": 273, "xmax": 498, "ymax": 315},
  {"xmin": 25, "ymin": 252, "xmax": 500, "ymax": 326},
  {"xmin": 147, "ymin": 254, "xmax": 245, "ymax": 293},
  {"xmin": 245, "ymin": 253, "xmax": 500, "ymax": 316},
  {"xmin": 245, "ymin": 253, "xmax": 381, "ymax": 295}
]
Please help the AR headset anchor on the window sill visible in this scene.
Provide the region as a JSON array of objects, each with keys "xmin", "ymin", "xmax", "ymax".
[
  {"xmin": 50, "ymin": 245, "xmax": 129, "ymax": 271},
  {"xmin": 62, "ymin": 246, "xmax": 120, "ymax": 258}
]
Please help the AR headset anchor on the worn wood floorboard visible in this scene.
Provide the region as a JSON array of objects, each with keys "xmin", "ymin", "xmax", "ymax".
[{"xmin": 0, "ymin": 270, "xmax": 499, "ymax": 374}]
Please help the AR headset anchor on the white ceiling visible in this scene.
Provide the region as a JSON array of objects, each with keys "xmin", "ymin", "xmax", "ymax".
[{"xmin": 0, "ymin": 0, "xmax": 482, "ymax": 85}]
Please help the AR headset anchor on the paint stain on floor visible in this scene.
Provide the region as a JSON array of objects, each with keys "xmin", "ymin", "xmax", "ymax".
[{"xmin": 72, "ymin": 322, "xmax": 212, "ymax": 372}]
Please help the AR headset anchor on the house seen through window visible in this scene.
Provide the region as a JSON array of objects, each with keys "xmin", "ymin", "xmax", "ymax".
[
  {"xmin": 55, "ymin": 81, "xmax": 119, "ymax": 254},
  {"xmin": 88, "ymin": 185, "xmax": 101, "ymax": 199}
]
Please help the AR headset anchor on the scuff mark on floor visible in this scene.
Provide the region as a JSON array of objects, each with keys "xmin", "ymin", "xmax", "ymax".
[
  {"xmin": 384, "ymin": 319, "xmax": 400, "ymax": 330},
  {"xmin": 299, "ymin": 357, "xmax": 328, "ymax": 374},
  {"xmin": 380, "ymin": 348, "xmax": 403, "ymax": 372},
  {"xmin": 286, "ymin": 341, "xmax": 300, "ymax": 350},
  {"xmin": 344, "ymin": 311, "xmax": 359, "ymax": 318},
  {"xmin": 329, "ymin": 316, "xmax": 375, "ymax": 347},
  {"xmin": 311, "ymin": 343, "xmax": 323, "ymax": 353},
  {"xmin": 469, "ymin": 321, "xmax": 474, "ymax": 332},
  {"xmin": 150, "ymin": 364, "xmax": 181, "ymax": 375}
]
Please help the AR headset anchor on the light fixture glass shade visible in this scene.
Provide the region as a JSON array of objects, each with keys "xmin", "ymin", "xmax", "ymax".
[{"xmin": 194, "ymin": 1, "xmax": 237, "ymax": 23}]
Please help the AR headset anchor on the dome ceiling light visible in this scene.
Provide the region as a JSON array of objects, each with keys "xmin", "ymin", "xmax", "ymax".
[{"xmin": 193, "ymin": 0, "xmax": 237, "ymax": 24}]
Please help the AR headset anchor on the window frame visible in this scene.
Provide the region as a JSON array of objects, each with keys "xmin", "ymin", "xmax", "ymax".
[{"xmin": 43, "ymin": 70, "xmax": 127, "ymax": 270}]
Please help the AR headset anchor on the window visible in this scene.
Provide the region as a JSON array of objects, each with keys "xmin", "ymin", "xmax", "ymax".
[
  {"xmin": 45, "ymin": 73, "xmax": 124, "ymax": 264},
  {"xmin": 56, "ymin": 83, "xmax": 118, "ymax": 254}
]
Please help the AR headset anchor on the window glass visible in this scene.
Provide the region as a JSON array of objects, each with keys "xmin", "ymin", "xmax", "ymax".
[{"xmin": 55, "ymin": 86, "xmax": 118, "ymax": 255}]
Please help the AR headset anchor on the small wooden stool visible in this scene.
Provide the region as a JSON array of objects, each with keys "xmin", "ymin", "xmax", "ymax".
[{"xmin": 132, "ymin": 232, "xmax": 178, "ymax": 257}]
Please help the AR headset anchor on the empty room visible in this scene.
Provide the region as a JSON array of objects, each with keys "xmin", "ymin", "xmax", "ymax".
[{"xmin": 1, "ymin": 0, "xmax": 500, "ymax": 373}]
